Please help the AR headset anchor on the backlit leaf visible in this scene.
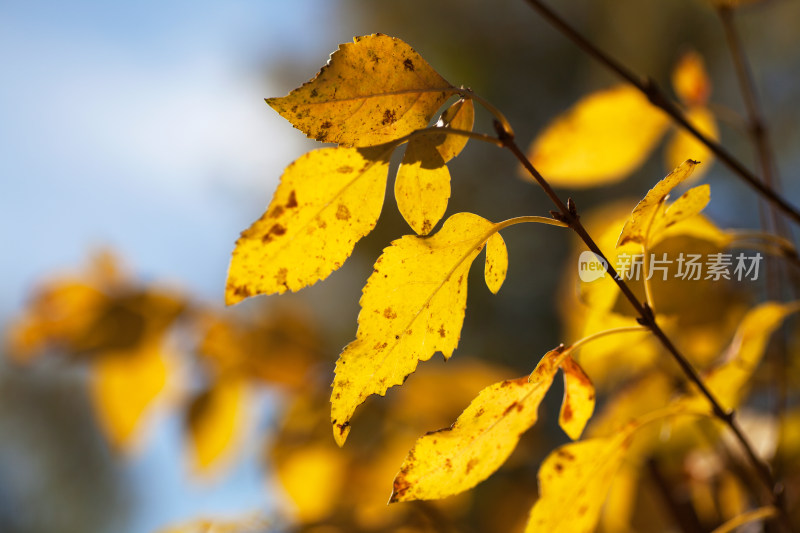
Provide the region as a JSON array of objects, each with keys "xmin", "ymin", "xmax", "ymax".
[
  {"xmin": 266, "ymin": 34, "xmax": 457, "ymax": 147},
  {"xmin": 672, "ymin": 51, "xmax": 711, "ymax": 107},
  {"xmin": 434, "ymin": 97, "xmax": 475, "ymax": 162},
  {"xmin": 331, "ymin": 213, "xmax": 497, "ymax": 445},
  {"xmin": 276, "ymin": 443, "xmax": 347, "ymax": 522},
  {"xmin": 525, "ymin": 426, "xmax": 635, "ymax": 533},
  {"xmin": 526, "ymin": 85, "xmax": 670, "ymax": 187},
  {"xmin": 649, "ymin": 184, "xmax": 711, "ymax": 240},
  {"xmin": 665, "ymin": 106, "xmax": 718, "ymax": 180},
  {"xmin": 187, "ymin": 377, "xmax": 247, "ymax": 471},
  {"xmin": 559, "ymin": 355, "xmax": 595, "ymax": 440},
  {"xmin": 395, "ymin": 138, "xmax": 451, "ymax": 235},
  {"xmin": 484, "ymin": 232, "xmax": 508, "ymax": 294},
  {"xmin": 226, "ymin": 146, "xmax": 391, "ymax": 304},
  {"xmin": 90, "ymin": 342, "xmax": 170, "ymax": 450},
  {"xmin": 390, "ymin": 349, "xmax": 563, "ymax": 502},
  {"xmin": 617, "ymin": 159, "xmax": 699, "ymax": 246}
]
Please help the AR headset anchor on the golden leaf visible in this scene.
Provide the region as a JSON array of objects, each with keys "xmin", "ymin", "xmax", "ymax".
[
  {"xmin": 434, "ymin": 97, "xmax": 475, "ymax": 162},
  {"xmin": 665, "ymin": 106, "xmax": 718, "ymax": 180},
  {"xmin": 617, "ymin": 160, "xmax": 699, "ymax": 247},
  {"xmin": 266, "ymin": 34, "xmax": 457, "ymax": 147},
  {"xmin": 390, "ymin": 349, "xmax": 563, "ymax": 502},
  {"xmin": 395, "ymin": 138, "xmax": 451, "ymax": 235},
  {"xmin": 672, "ymin": 51, "xmax": 711, "ymax": 107},
  {"xmin": 276, "ymin": 443, "xmax": 347, "ymax": 523},
  {"xmin": 649, "ymin": 184, "xmax": 711, "ymax": 242},
  {"xmin": 90, "ymin": 342, "xmax": 170, "ymax": 450},
  {"xmin": 526, "ymin": 85, "xmax": 670, "ymax": 187},
  {"xmin": 226, "ymin": 146, "xmax": 391, "ymax": 304},
  {"xmin": 187, "ymin": 377, "xmax": 247, "ymax": 471},
  {"xmin": 331, "ymin": 212, "xmax": 497, "ymax": 445},
  {"xmin": 525, "ymin": 427, "xmax": 635, "ymax": 533},
  {"xmin": 484, "ymin": 232, "xmax": 508, "ymax": 294},
  {"xmin": 559, "ymin": 355, "xmax": 595, "ymax": 440}
]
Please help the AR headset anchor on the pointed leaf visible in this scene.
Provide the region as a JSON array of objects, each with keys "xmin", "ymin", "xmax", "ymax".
[
  {"xmin": 226, "ymin": 146, "xmax": 391, "ymax": 304},
  {"xmin": 390, "ymin": 348, "xmax": 563, "ymax": 502},
  {"xmin": 484, "ymin": 232, "xmax": 508, "ymax": 294},
  {"xmin": 525, "ymin": 427, "xmax": 635, "ymax": 533},
  {"xmin": 395, "ymin": 138, "xmax": 451, "ymax": 235},
  {"xmin": 559, "ymin": 355, "xmax": 595, "ymax": 440},
  {"xmin": 526, "ymin": 85, "xmax": 670, "ymax": 187},
  {"xmin": 617, "ymin": 159, "xmax": 699, "ymax": 247},
  {"xmin": 266, "ymin": 34, "xmax": 458, "ymax": 147},
  {"xmin": 650, "ymin": 184, "xmax": 711, "ymax": 241},
  {"xmin": 331, "ymin": 213, "xmax": 497, "ymax": 445}
]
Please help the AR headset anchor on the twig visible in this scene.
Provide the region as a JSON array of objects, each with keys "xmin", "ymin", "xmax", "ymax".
[{"xmin": 521, "ymin": 0, "xmax": 800, "ymax": 227}]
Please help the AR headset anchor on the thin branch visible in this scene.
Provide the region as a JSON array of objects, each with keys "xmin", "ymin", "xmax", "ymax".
[
  {"xmin": 522, "ymin": 0, "xmax": 800, "ymax": 227},
  {"xmin": 711, "ymin": 506, "xmax": 779, "ymax": 533}
]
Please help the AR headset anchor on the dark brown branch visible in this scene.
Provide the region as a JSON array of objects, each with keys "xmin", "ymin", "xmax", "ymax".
[{"xmin": 522, "ymin": 0, "xmax": 800, "ymax": 227}]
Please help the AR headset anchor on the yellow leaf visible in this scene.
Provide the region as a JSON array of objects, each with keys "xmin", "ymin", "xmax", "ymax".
[
  {"xmin": 395, "ymin": 138, "xmax": 451, "ymax": 235},
  {"xmin": 526, "ymin": 85, "xmax": 670, "ymax": 187},
  {"xmin": 525, "ymin": 426, "xmax": 635, "ymax": 533},
  {"xmin": 559, "ymin": 355, "xmax": 595, "ymax": 440},
  {"xmin": 187, "ymin": 377, "xmax": 247, "ymax": 472},
  {"xmin": 434, "ymin": 97, "xmax": 475, "ymax": 162},
  {"xmin": 665, "ymin": 106, "xmax": 719, "ymax": 180},
  {"xmin": 276, "ymin": 443, "xmax": 347, "ymax": 523},
  {"xmin": 672, "ymin": 51, "xmax": 711, "ymax": 107},
  {"xmin": 649, "ymin": 184, "xmax": 711, "ymax": 242},
  {"xmin": 704, "ymin": 301, "xmax": 800, "ymax": 410},
  {"xmin": 266, "ymin": 34, "xmax": 457, "ymax": 147},
  {"xmin": 390, "ymin": 348, "xmax": 563, "ymax": 502},
  {"xmin": 90, "ymin": 342, "xmax": 169, "ymax": 450},
  {"xmin": 226, "ymin": 146, "xmax": 391, "ymax": 304},
  {"xmin": 484, "ymin": 232, "xmax": 508, "ymax": 294},
  {"xmin": 331, "ymin": 212, "xmax": 497, "ymax": 445},
  {"xmin": 617, "ymin": 159, "xmax": 699, "ymax": 246}
]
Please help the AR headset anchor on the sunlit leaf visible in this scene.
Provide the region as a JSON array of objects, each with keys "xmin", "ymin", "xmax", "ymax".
[
  {"xmin": 331, "ymin": 213, "xmax": 498, "ymax": 445},
  {"xmin": 395, "ymin": 138, "xmax": 451, "ymax": 235},
  {"xmin": 390, "ymin": 349, "xmax": 563, "ymax": 502},
  {"xmin": 665, "ymin": 106, "xmax": 718, "ymax": 180},
  {"xmin": 649, "ymin": 184, "xmax": 711, "ymax": 240},
  {"xmin": 484, "ymin": 232, "xmax": 508, "ymax": 294},
  {"xmin": 266, "ymin": 34, "xmax": 457, "ymax": 147},
  {"xmin": 525, "ymin": 426, "xmax": 635, "ymax": 533},
  {"xmin": 559, "ymin": 355, "xmax": 595, "ymax": 440},
  {"xmin": 434, "ymin": 97, "xmax": 475, "ymax": 162},
  {"xmin": 90, "ymin": 342, "xmax": 170, "ymax": 450},
  {"xmin": 672, "ymin": 51, "xmax": 711, "ymax": 107},
  {"xmin": 526, "ymin": 85, "xmax": 670, "ymax": 187},
  {"xmin": 226, "ymin": 146, "xmax": 391, "ymax": 304},
  {"xmin": 276, "ymin": 443, "xmax": 347, "ymax": 522},
  {"xmin": 187, "ymin": 377, "xmax": 247, "ymax": 471},
  {"xmin": 617, "ymin": 160, "xmax": 699, "ymax": 246}
]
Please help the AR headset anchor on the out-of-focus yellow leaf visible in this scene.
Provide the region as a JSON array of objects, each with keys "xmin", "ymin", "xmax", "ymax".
[
  {"xmin": 525, "ymin": 426, "xmax": 635, "ymax": 533},
  {"xmin": 157, "ymin": 516, "xmax": 269, "ymax": 533},
  {"xmin": 526, "ymin": 85, "xmax": 670, "ymax": 187},
  {"xmin": 331, "ymin": 213, "xmax": 497, "ymax": 445},
  {"xmin": 599, "ymin": 464, "xmax": 639, "ymax": 533},
  {"xmin": 276, "ymin": 443, "xmax": 347, "ymax": 523},
  {"xmin": 703, "ymin": 301, "xmax": 800, "ymax": 410},
  {"xmin": 672, "ymin": 51, "xmax": 711, "ymax": 107},
  {"xmin": 187, "ymin": 377, "xmax": 247, "ymax": 472},
  {"xmin": 617, "ymin": 160, "xmax": 699, "ymax": 246},
  {"xmin": 395, "ymin": 138, "xmax": 451, "ymax": 235},
  {"xmin": 559, "ymin": 355, "xmax": 595, "ymax": 440},
  {"xmin": 266, "ymin": 34, "xmax": 457, "ymax": 147},
  {"xmin": 665, "ymin": 106, "xmax": 718, "ymax": 181},
  {"xmin": 226, "ymin": 146, "xmax": 390, "ymax": 304},
  {"xmin": 389, "ymin": 349, "xmax": 563, "ymax": 502},
  {"xmin": 90, "ymin": 342, "xmax": 170, "ymax": 450},
  {"xmin": 484, "ymin": 232, "xmax": 508, "ymax": 294},
  {"xmin": 434, "ymin": 97, "xmax": 474, "ymax": 162}
]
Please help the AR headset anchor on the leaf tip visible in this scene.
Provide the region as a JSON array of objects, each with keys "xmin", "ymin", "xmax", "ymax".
[{"xmin": 332, "ymin": 420, "xmax": 351, "ymax": 447}]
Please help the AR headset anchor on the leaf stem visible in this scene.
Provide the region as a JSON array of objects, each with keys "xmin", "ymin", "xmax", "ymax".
[
  {"xmin": 401, "ymin": 127, "xmax": 504, "ymax": 147},
  {"xmin": 495, "ymin": 215, "xmax": 568, "ymax": 231},
  {"xmin": 521, "ymin": 0, "xmax": 800, "ymax": 227},
  {"xmin": 563, "ymin": 326, "xmax": 648, "ymax": 356},
  {"xmin": 457, "ymin": 87, "xmax": 515, "ymax": 139},
  {"xmin": 499, "ymin": 127, "xmax": 789, "ymax": 525},
  {"xmin": 710, "ymin": 506, "xmax": 778, "ymax": 533}
]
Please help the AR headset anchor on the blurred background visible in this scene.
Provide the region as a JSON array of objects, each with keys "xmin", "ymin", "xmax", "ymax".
[{"xmin": 2, "ymin": 0, "xmax": 799, "ymax": 531}]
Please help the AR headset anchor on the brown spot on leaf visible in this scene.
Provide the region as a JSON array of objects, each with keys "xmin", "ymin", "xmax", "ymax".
[
  {"xmin": 310, "ymin": 88, "xmax": 318, "ymax": 98},
  {"xmin": 562, "ymin": 402, "xmax": 573, "ymax": 422},
  {"xmin": 382, "ymin": 108, "xmax": 397, "ymax": 125},
  {"xmin": 275, "ymin": 268, "xmax": 288, "ymax": 287},
  {"xmin": 337, "ymin": 165, "xmax": 354, "ymax": 173},
  {"xmin": 261, "ymin": 223, "xmax": 287, "ymax": 243},
  {"xmin": 320, "ymin": 120, "xmax": 332, "ymax": 129},
  {"xmin": 383, "ymin": 307, "xmax": 397, "ymax": 319},
  {"xmin": 403, "ymin": 58, "xmax": 415, "ymax": 71},
  {"xmin": 554, "ymin": 462, "xmax": 564, "ymax": 473},
  {"xmin": 233, "ymin": 285, "xmax": 251, "ymax": 298},
  {"xmin": 503, "ymin": 401, "xmax": 519, "ymax": 416},
  {"xmin": 286, "ymin": 190, "xmax": 298, "ymax": 208},
  {"xmin": 556, "ymin": 449, "xmax": 575, "ymax": 461},
  {"xmin": 269, "ymin": 205, "xmax": 285, "ymax": 218},
  {"xmin": 466, "ymin": 458, "xmax": 478, "ymax": 474},
  {"xmin": 336, "ymin": 204, "xmax": 351, "ymax": 220}
]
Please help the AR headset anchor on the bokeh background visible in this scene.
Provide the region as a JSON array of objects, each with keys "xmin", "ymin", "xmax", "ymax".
[{"xmin": 2, "ymin": 0, "xmax": 800, "ymax": 531}]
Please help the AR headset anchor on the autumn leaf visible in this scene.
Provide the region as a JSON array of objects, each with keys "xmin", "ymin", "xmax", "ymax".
[
  {"xmin": 226, "ymin": 146, "xmax": 391, "ymax": 304},
  {"xmin": 665, "ymin": 106, "xmax": 719, "ymax": 180},
  {"xmin": 390, "ymin": 348, "xmax": 563, "ymax": 502},
  {"xmin": 526, "ymin": 84, "xmax": 670, "ymax": 187},
  {"xmin": 524, "ymin": 426, "xmax": 636, "ymax": 533},
  {"xmin": 331, "ymin": 212, "xmax": 499, "ymax": 445},
  {"xmin": 559, "ymin": 355, "xmax": 595, "ymax": 440},
  {"xmin": 267, "ymin": 34, "xmax": 458, "ymax": 147},
  {"xmin": 484, "ymin": 232, "xmax": 508, "ymax": 294},
  {"xmin": 672, "ymin": 51, "xmax": 711, "ymax": 107},
  {"xmin": 432, "ymin": 97, "xmax": 475, "ymax": 162},
  {"xmin": 617, "ymin": 159, "xmax": 700, "ymax": 246},
  {"xmin": 187, "ymin": 377, "xmax": 247, "ymax": 472}
]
